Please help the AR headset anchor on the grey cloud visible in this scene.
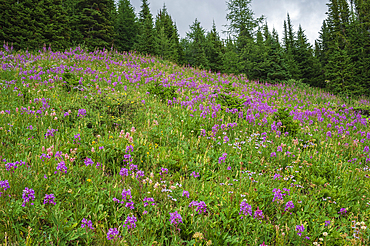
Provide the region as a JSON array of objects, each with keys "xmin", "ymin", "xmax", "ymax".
[{"xmin": 128, "ymin": 0, "xmax": 329, "ymax": 44}]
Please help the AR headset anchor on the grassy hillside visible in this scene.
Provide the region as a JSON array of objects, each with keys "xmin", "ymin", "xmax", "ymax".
[{"xmin": 1, "ymin": 45, "xmax": 370, "ymax": 245}]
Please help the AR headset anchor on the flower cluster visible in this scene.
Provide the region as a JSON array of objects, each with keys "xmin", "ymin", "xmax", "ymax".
[
  {"xmin": 189, "ymin": 200, "xmax": 207, "ymax": 214},
  {"xmin": 81, "ymin": 218, "xmax": 95, "ymax": 230},
  {"xmin": 5, "ymin": 160, "xmax": 26, "ymax": 172},
  {"xmin": 22, "ymin": 187, "xmax": 35, "ymax": 207},
  {"xmin": 272, "ymin": 188, "xmax": 290, "ymax": 202},
  {"xmin": 44, "ymin": 128, "xmax": 58, "ymax": 139},
  {"xmin": 55, "ymin": 161, "xmax": 67, "ymax": 174},
  {"xmin": 113, "ymin": 189, "xmax": 134, "ymax": 209},
  {"xmin": 239, "ymin": 201, "xmax": 252, "ymax": 219},
  {"xmin": 43, "ymin": 194, "xmax": 56, "ymax": 205},
  {"xmin": 169, "ymin": 211, "xmax": 183, "ymax": 226},
  {"xmin": 123, "ymin": 215, "xmax": 137, "ymax": 230},
  {"xmin": 107, "ymin": 227, "xmax": 120, "ymax": 240},
  {"xmin": 0, "ymin": 180, "xmax": 10, "ymax": 197},
  {"xmin": 218, "ymin": 152, "xmax": 227, "ymax": 164}
]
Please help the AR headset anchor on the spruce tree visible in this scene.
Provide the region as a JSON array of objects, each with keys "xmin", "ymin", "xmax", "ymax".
[
  {"xmin": 294, "ymin": 25, "xmax": 317, "ymax": 85},
  {"xmin": 76, "ymin": 0, "xmax": 115, "ymax": 51},
  {"xmin": 205, "ymin": 21, "xmax": 224, "ymax": 72},
  {"xmin": 222, "ymin": 37, "xmax": 239, "ymax": 74},
  {"xmin": 135, "ymin": 0, "xmax": 156, "ymax": 55},
  {"xmin": 64, "ymin": 0, "xmax": 83, "ymax": 47},
  {"xmin": 40, "ymin": 0, "xmax": 71, "ymax": 50},
  {"xmin": 154, "ymin": 4, "xmax": 180, "ymax": 62},
  {"xmin": 283, "ymin": 14, "xmax": 300, "ymax": 80},
  {"xmin": 266, "ymin": 28, "xmax": 291, "ymax": 82},
  {"xmin": 0, "ymin": 0, "xmax": 70, "ymax": 51},
  {"xmin": 114, "ymin": 0, "xmax": 139, "ymax": 52},
  {"xmin": 186, "ymin": 19, "xmax": 209, "ymax": 69}
]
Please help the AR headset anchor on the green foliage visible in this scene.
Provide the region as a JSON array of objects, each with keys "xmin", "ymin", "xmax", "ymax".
[
  {"xmin": 0, "ymin": 0, "xmax": 71, "ymax": 51},
  {"xmin": 148, "ymin": 81, "xmax": 177, "ymax": 102},
  {"xmin": 274, "ymin": 107, "xmax": 300, "ymax": 137},
  {"xmin": 135, "ymin": 0, "xmax": 156, "ymax": 55},
  {"xmin": 114, "ymin": 0, "xmax": 139, "ymax": 52},
  {"xmin": 215, "ymin": 83, "xmax": 246, "ymax": 110},
  {"xmin": 75, "ymin": 0, "xmax": 115, "ymax": 51}
]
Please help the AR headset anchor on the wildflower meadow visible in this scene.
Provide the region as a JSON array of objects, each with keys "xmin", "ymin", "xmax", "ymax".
[{"xmin": 1, "ymin": 44, "xmax": 370, "ymax": 245}]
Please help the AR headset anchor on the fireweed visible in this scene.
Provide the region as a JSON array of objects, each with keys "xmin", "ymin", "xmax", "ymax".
[{"xmin": 1, "ymin": 45, "xmax": 370, "ymax": 245}]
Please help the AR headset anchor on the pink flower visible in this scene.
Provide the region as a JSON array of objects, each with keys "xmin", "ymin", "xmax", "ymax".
[
  {"xmin": 131, "ymin": 127, "xmax": 136, "ymax": 133},
  {"xmin": 91, "ymin": 147, "xmax": 95, "ymax": 152},
  {"xmin": 128, "ymin": 136, "xmax": 133, "ymax": 143}
]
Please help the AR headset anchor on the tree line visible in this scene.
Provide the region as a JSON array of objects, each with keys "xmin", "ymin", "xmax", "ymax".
[{"xmin": 0, "ymin": 0, "xmax": 369, "ymax": 96}]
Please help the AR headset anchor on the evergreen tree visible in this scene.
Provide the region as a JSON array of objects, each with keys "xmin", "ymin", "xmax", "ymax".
[
  {"xmin": 225, "ymin": 0, "xmax": 263, "ymax": 41},
  {"xmin": 114, "ymin": 0, "xmax": 139, "ymax": 52},
  {"xmin": 135, "ymin": 0, "xmax": 156, "ymax": 55},
  {"xmin": 40, "ymin": 0, "xmax": 71, "ymax": 50},
  {"xmin": 0, "ymin": 0, "xmax": 70, "ymax": 51},
  {"xmin": 154, "ymin": 4, "xmax": 181, "ymax": 62},
  {"xmin": 294, "ymin": 25, "xmax": 317, "ymax": 85},
  {"xmin": 76, "ymin": 0, "xmax": 115, "ymax": 51},
  {"xmin": 282, "ymin": 14, "xmax": 300, "ymax": 80},
  {"xmin": 185, "ymin": 19, "xmax": 208, "ymax": 69},
  {"xmin": 266, "ymin": 28, "xmax": 291, "ymax": 82},
  {"xmin": 204, "ymin": 20, "xmax": 224, "ymax": 72},
  {"xmin": 63, "ymin": 0, "xmax": 83, "ymax": 47},
  {"xmin": 222, "ymin": 37, "xmax": 239, "ymax": 74}
]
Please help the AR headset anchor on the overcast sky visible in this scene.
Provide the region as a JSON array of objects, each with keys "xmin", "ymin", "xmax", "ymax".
[{"xmin": 128, "ymin": 0, "xmax": 329, "ymax": 45}]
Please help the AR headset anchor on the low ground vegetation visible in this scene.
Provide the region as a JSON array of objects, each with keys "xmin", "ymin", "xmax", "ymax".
[{"xmin": 1, "ymin": 45, "xmax": 370, "ymax": 245}]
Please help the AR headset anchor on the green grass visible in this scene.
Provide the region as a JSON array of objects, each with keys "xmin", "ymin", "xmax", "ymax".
[{"xmin": 0, "ymin": 46, "xmax": 370, "ymax": 245}]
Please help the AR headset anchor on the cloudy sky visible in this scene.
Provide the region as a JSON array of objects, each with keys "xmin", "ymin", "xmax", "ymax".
[{"xmin": 129, "ymin": 0, "xmax": 329, "ymax": 45}]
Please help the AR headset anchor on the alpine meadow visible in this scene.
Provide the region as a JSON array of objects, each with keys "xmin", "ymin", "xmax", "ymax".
[{"xmin": 1, "ymin": 0, "xmax": 370, "ymax": 245}]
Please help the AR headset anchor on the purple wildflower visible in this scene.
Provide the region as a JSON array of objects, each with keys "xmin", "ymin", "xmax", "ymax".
[
  {"xmin": 106, "ymin": 228, "xmax": 120, "ymax": 240},
  {"xmin": 77, "ymin": 109, "xmax": 87, "ymax": 118},
  {"xmin": 364, "ymin": 146, "xmax": 369, "ymax": 153},
  {"xmin": 254, "ymin": 207, "xmax": 264, "ymax": 219},
  {"xmin": 44, "ymin": 128, "xmax": 58, "ymax": 139},
  {"xmin": 339, "ymin": 208, "xmax": 347, "ymax": 215},
  {"xmin": 182, "ymin": 190, "xmax": 189, "ymax": 198},
  {"xmin": 84, "ymin": 158, "xmax": 94, "ymax": 166},
  {"xmin": 296, "ymin": 224, "xmax": 305, "ymax": 236},
  {"xmin": 55, "ymin": 161, "xmax": 67, "ymax": 174},
  {"xmin": 160, "ymin": 167, "xmax": 168, "ymax": 175},
  {"xmin": 0, "ymin": 180, "xmax": 10, "ymax": 197},
  {"xmin": 326, "ymin": 131, "xmax": 332, "ymax": 138},
  {"xmin": 189, "ymin": 201, "xmax": 207, "ymax": 214},
  {"xmin": 325, "ymin": 220, "xmax": 331, "ymax": 227},
  {"xmin": 272, "ymin": 188, "xmax": 284, "ymax": 202},
  {"xmin": 271, "ymin": 152, "xmax": 277, "ymax": 157},
  {"xmin": 81, "ymin": 218, "xmax": 95, "ymax": 230},
  {"xmin": 239, "ymin": 201, "xmax": 252, "ymax": 219},
  {"xmin": 43, "ymin": 194, "xmax": 56, "ymax": 205},
  {"xmin": 169, "ymin": 211, "xmax": 183, "ymax": 226},
  {"xmin": 143, "ymin": 197, "xmax": 155, "ymax": 207},
  {"xmin": 190, "ymin": 171, "xmax": 200, "ymax": 178},
  {"xmin": 218, "ymin": 153, "xmax": 227, "ymax": 164},
  {"xmin": 113, "ymin": 189, "xmax": 134, "ymax": 209},
  {"xmin": 22, "ymin": 187, "xmax": 35, "ymax": 207},
  {"xmin": 273, "ymin": 173, "xmax": 282, "ymax": 180},
  {"xmin": 277, "ymin": 146, "xmax": 283, "ymax": 152},
  {"xmin": 123, "ymin": 215, "xmax": 137, "ymax": 230},
  {"xmin": 284, "ymin": 201, "xmax": 294, "ymax": 211},
  {"xmin": 119, "ymin": 168, "xmax": 129, "ymax": 177},
  {"xmin": 136, "ymin": 170, "xmax": 144, "ymax": 179}
]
